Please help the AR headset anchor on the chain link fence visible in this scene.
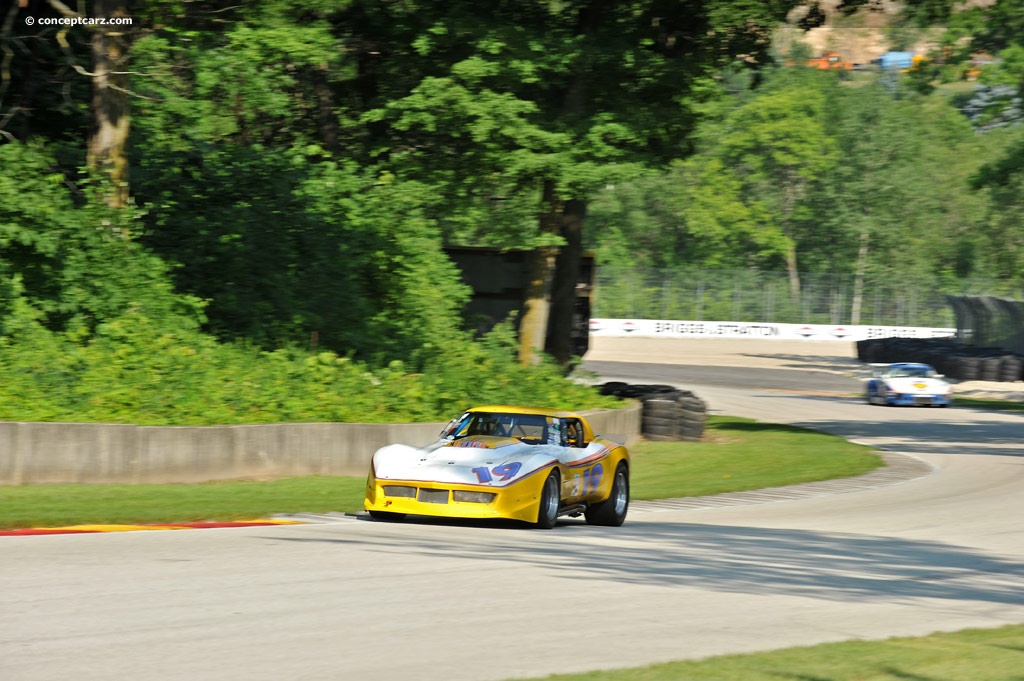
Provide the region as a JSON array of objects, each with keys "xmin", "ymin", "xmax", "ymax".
[{"xmin": 592, "ymin": 268, "xmax": 1024, "ymax": 329}]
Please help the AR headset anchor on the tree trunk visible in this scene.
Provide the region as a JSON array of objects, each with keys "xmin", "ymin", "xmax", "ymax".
[
  {"xmin": 785, "ymin": 242, "xmax": 801, "ymax": 308},
  {"xmin": 545, "ymin": 198, "xmax": 586, "ymax": 365},
  {"xmin": 518, "ymin": 180, "xmax": 560, "ymax": 365},
  {"xmin": 314, "ymin": 64, "xmax": 340, "ymax": 155},
  {"xmin": 518, "ymin": 3, "xmax": 600, "ymax": 366},
  {"xmin": 86, "ymin": 0, "xmax": 132, "ymax": 208},
  {"xmin": 850, "ymin": 228, "xmax": 869, "ymax": 325}
]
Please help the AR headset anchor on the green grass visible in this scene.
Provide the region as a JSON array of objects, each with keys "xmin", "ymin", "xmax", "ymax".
[
  {"xmin": 953, "ymin": 396, "xmax": 1024, "ymax": 413},
  {"xmin": 0, "ymin": 415, "xmax": 879, "ymax": 529},
  {"xmin": 0, "ymin": 477, "xmax": 368, "ymax": 530},
  {"xmin": 506, "ymin": 624, "xmax": 1024, "ymax": 681},
  {"xmin": 631, "ymin": 416, "xmax": 880, "ymax": 500}
]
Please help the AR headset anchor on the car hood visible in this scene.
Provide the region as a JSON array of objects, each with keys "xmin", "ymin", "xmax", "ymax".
[
  {"xmin": 883, "ymin": 376, "xmax": 951, "ymax": 393},
  {"xmin": 372, "ymin": 436, "xmax": 561, "ymax": 487}
]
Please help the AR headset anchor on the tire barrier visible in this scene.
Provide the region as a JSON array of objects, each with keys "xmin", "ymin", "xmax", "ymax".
[
  {"xmin": 601, "ymin": 382, "xmax": 708, "ymax": 442},
  {"xmin": 855, "ymin": 337, "xmax": 1024, "ymax": 383}
]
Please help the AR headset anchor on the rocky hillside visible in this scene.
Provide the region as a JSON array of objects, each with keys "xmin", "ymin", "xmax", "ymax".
[{"xmin": 777, "ymin": 0, "xmax": 945, "ymax": 65}]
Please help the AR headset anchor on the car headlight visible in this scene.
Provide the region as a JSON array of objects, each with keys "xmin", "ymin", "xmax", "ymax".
[
  {"xmin": 452, "ymin": 491, "xmax": 497, "ymax": 504},
  {"xmin": 382, "ymin": 485, "xmax": 416, "ymax": 498}
]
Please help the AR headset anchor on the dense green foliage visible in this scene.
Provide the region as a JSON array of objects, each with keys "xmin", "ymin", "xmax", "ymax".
[
  {"xmin": 2, "ymin": 1, "xmax": 1024, "ymax": 424},
  {"xmin": 586, "ymin": 69, "xmax": 1024, "ymax": 281},
  {"xmin": 0, "ymin": 308, "xmax": 618, "ymax": 424}
]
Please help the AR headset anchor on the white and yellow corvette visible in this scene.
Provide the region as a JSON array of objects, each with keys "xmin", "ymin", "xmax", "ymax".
[{"xmin": 364, "ymin": 405, "xmax": 630, "ymax": 529}]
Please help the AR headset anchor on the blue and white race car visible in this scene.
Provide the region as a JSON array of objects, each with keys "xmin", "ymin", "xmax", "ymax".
[{"xmin": 865, "ymin": 363, "xmax": 953, "ymax": 407}]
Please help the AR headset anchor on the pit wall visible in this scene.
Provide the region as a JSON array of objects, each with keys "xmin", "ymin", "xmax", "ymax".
[{"xmin": 0, "ymin": 403, "xmax": 642, "ymax": 485}]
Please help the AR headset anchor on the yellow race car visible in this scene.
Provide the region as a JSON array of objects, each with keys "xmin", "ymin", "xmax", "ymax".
[{"xmin": 364, "ymin": 405, "xmax": 630, "ymax": 529}]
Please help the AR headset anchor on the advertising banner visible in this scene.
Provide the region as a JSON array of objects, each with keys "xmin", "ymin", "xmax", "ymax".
[{"xmin": 589, "ymin": 319, "xmax": 955, "ymax": 342}]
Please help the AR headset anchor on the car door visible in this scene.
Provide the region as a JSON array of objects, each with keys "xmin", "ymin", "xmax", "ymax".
[{"xmin": 559, "ymin": 418, "xmax": 609, "ymax": 503}]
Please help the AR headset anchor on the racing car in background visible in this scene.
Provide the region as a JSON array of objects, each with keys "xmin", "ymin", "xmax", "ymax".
[
  {"xmin": 865, "ymin": 362, "xmax": 953, "ymax": 407},
  {"xmin": 363, "ymin": 406, "xmax": 630, "ymax": 529}
]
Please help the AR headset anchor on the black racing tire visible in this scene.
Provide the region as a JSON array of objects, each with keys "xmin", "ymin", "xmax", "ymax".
[
  {"xmin": 676, "ymin": 397, "xmax": 706, "ymax": 410},
  {"xmin": 368, "ymin": 510, "xmax": 406, "ymax": 522},
  {"xmin": 678, "ymin": 423, "xmax": 705, "ymax": 435},
  {"xmin": 643, "ymin": 398, "xmax": 681, "ymax": 410},
  {"xmin": 599, "ymin": 381, "xmax": 629, "ymax": 396},
  {"xmin": 642, "ymin": 415, "xmax": 680, "ymax": 428},
  {"xmin": 641, "ymin": 384, "xmax": 680, "ymax": 394},
  {"xmin": 585, "ymin": 462, "xmax": 629, "ymax": 527},
  {"xmin": 643, "ymin": 411, "xmax": 684, "ymax": 421},
  {"xmin": 642, "ymin": 423, "xmax": 677, "ymax": 436},
  {"xmin": 999, "ymin": 358, "xmax": 1022, "ymax": 382},
  {"xmin": 959, "ymin": 357, "xmax": 981, "ymax": 380},
  {"xmin": 535, "ymin": 471, "xmax": 560, "ymax": 529},
  {"xmin": 677, "ymin": 424, "xmax": 705, "ymax": 440},
  {"xmin": 625, "ymin": 384, "xmax": 677, "ymax": 399},
  {"xmin": 643, "ymin": 399, "xmax": 684, "ymax": 409}
]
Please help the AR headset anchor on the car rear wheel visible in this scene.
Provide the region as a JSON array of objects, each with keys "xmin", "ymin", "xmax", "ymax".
[
  {"xmin": 535, "ymin": 471, "xmax": 560, "ymax": 529},
  {"xmin": 585, "ymin": 462, "xmax": 629, "ymax": 527},
  {"xmin": 368, "ymin": 510, "xmax": 406, "ymax": 522}
]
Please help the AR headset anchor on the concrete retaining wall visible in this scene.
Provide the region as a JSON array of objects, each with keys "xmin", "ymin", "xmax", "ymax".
[{"xmin": 0, "ymin": 403, "xmax": 641, "ymax": 485}]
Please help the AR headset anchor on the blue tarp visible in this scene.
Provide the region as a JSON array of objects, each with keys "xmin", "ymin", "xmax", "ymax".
[{"xmin": 879, "ymin": 51, "xmax": 915, "ymax": 70}]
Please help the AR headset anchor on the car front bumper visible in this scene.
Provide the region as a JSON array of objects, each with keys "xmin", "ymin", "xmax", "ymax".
[
  {"xmin": 884, "ymin": 393, "xmax": 953, "ymax": 406},
  {"xmin": 363, "ymin": 466, "xmax": 553, "ymax": 523}
]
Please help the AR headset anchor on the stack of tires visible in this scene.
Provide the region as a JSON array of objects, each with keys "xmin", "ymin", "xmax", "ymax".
[
  {"xmin": 600, "ymin": 382, "xmax": 708, "ymax": 442},
  {"xmin": 855, "ymin": 337, "xmax": 1024, "ymax": 383},
  {"xmin": 640, "ymin": 391, "xmax": 708, "ymax": 442}
]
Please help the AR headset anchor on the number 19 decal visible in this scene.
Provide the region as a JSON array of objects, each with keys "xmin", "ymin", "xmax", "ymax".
[
  {"xmin": 472, "ymin": 462, "xmax": 522, "ymax": 483},
  {"xmin": 572, "ymin": 463, "xmax": 604, "ymax": 495}
]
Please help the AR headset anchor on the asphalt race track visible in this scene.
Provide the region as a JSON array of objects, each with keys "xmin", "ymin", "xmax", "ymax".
[
  {"xmin": 584, "ymin": 357, "xmax": 858, "ymax": 393},
  {"xmin": 2, "ymin": 339, "xmax": 1023, "ymax": 681}
]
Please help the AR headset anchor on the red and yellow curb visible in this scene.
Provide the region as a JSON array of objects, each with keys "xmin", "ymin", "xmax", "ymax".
[{"xmin": 0, "ymin": 519, "xmax": 306, "ymax": 536}]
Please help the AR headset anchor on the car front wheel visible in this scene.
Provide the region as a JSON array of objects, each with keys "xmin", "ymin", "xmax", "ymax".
[{"xmin": 535, "ymin": 471, "xmax": 560, "ymax": 529}]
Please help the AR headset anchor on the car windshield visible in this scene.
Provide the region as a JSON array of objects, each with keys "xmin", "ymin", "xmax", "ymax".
[
  {"xmin": 889, "ymin": 366, "xmax": 933, "ymax": 378},
  {"xmin": 449, "ymin": 412, "xmax": 551, "ymax": 443}
]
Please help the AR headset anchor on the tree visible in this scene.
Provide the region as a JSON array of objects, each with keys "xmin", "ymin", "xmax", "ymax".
[
  {"xmin": 26, "ymin": 0, "xmax": 139, "ymax": 207},
  {"xmin": 362, "ymin": 0, "xmax": 826, "ymax": 364},
  {"xmin": 970, "ymin": 136, "xmax": 1024, "ymax": 279},
  {"xmin": 0, "ymin": 141, "xmax": 204, "ymax": 335},
  {"xmin": 708, "ymin": 73, "xmax": 841, "ymax": 302}
]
